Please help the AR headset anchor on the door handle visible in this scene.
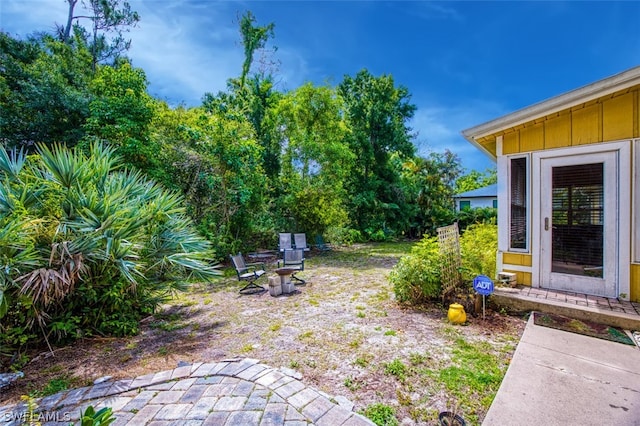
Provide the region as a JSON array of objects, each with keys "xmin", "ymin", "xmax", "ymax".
[{"xmin": 544, "ymin": 217, "xmax": 549, "ymax": 231}]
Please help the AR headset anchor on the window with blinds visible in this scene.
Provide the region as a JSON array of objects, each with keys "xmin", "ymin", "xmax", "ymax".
[
  {"xmin": 551, "ymin": 163, "xmax": 603, "ymax": 276},
  {"xmin": 510, "ymin": 157, "xmax": 528, "ymax": 250}
]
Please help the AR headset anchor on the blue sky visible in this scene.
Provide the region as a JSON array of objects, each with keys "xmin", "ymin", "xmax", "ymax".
[{"xmin": 2, "ymin": 1, "xmax": 639, "ymax": 172}]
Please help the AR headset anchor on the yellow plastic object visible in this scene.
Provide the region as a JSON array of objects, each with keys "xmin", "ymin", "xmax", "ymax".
[{"xmin": 447, "ymin": 303, "xmax": 467, "ymax": 324}]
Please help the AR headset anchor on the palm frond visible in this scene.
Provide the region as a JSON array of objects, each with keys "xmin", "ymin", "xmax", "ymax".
[
  {"xmin": 0, "ymin": 183, "xmax": 15, "ymax": 214},
  {"xmin": 0, "ymin": 145, "xmax": 26, "ymax": 180},
  {"xmin": 37, "ymin": 143, "xmax": 86, "ymax": 189}
]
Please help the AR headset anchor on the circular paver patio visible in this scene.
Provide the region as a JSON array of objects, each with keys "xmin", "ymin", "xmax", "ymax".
[{"xmin": 0, "ymin": 358, "xmax": 374, "ymax": 426}]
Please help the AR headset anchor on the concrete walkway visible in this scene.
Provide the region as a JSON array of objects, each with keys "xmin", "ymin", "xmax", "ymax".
[
  {"xmin": 483, "ymin": 315, "xmax": 640, "ymax": 426},
  {"xmin": 0, "ymin": 358, "xmax": 374, "ymax": 426}
]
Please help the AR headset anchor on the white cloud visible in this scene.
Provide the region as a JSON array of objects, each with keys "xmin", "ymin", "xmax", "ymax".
[
  {"xmin": 1, "ymin": 0, "xmax": 69, "ymax": 36},
  {"xmin": 127, "ymin": 1, "xmax": 243, "ymax": 106},
  {"xmin": 411, "ymin": 99, "xmax": 505, "ymax": 172}
]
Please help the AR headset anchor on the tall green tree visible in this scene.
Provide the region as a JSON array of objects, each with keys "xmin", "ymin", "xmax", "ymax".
[
  {"xmin": 82, "ymin": 60, "xmax": 160, "ymax": 176},
  {"xmin": 399, "ymin": 150, "xmax": 463, "ymax": 236},
  {"xmin": 237, "ymin": 11, "xmax": 275, "ymax": 91},
  {"xmin": 202, "ymin": 12, "xmax": 281, "ymax": 181},
  {"xmin": 58, "ymin": 0, "xmax": 140, "ymax": 70},
  {"xmin": 150, "ymin": 102, "xmax": 269, "ymax": 257},
  {"xmin": 338, "ymin": 69, "xmax": 417, "ymax": 236},
  {"xmin": 272, "ymin": 83, "xmax": 353, "ymax": 235},
  {"xmin": 0, "ymin": 33, "xmax": 92, "ymax": 150},
  {"xmin": 455, "ymin": 167, "xmax": 497, "ymax": 193}
]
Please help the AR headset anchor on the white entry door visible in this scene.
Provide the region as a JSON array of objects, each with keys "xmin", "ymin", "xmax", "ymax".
[{"xmin": 539, "ymin": 151, "xmax": 618, "ymax": 297}]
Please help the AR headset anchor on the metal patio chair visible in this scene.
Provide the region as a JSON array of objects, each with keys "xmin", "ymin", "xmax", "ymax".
[
  {"xmin": 293, "ymin": 233, "xmax": 310, "ymax": 252},
  {"xmin": 278, "ymin": 233, "xmax": 293, "ymax": 254},
  {"xmin": 230, "ymin": 253, "xmax": 266, "ymax": 294},
  {"xmin": 277, "ymin": 248, "xmax": 306, "ymax": 285}
]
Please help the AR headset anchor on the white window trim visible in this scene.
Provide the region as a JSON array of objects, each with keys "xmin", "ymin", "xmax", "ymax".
[
  {"xmin": 634, "ymin": 139, "xmax": 640, "ymax": 263},
  {"xmin": 501, "ymin": 154, "xmax": 530, "ymax": 253}
]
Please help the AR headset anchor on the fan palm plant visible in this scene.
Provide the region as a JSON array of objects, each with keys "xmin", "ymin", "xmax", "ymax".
[{"xmin": 0, "ymin": 142, "xmax": 219, "ymax": 363}]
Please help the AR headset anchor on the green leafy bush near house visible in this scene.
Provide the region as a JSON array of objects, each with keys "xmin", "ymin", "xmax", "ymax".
[
  {"xmin": 390, "ymin": 223, "xmax": 497, "ymax": 305},
  {"xmin": 390, "ymin": 236, "xmax": 443, "ymax": 302},
  {"xmin": 0, "ymin": 143, "xmax": 219, "ymax": 368},
  {"xmin": 460, "ymin": 222, "xmax": 498, "ymax": 281}
]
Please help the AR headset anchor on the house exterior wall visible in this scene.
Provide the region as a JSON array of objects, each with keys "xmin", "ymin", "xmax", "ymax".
[
  {"xmin": 454, "ymin": 196, "xmax": 496, "ymax": 211},
  {"xmin": 489, "ymin": 85, "xmax": 640, "ymax": 301}
]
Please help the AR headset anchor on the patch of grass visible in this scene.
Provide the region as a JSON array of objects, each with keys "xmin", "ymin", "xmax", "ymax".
[
  {"xmin": 29, "ymin": 377, "xmax": 73, "ymax": 397},
  {"xmin": 349, "ymin": 337, "xmax": 363, "ymax": 348},
  {"xmin": 240, "ymin": 344, "xmax": 254, "ymax": 353},
  {"xmin": 409, "ymin": 352, "xmax": 427, "ymax": 365},
  {"xmin": 431, "ymin": 337, "xmax": 506, "ymax": 418},
  {"xmin": 157, "ymin": 346, "xmax": 168, "ymax": 356},
  {"xmin": 356, "ymin": 311, "xmax": 366, "ymax": 318},
  {"xmin": 125, "ymin": 341, "xmax": 138, "ymax": 350},
  {"xmin": 149, "ymin": 312, "xmax": 189, "ymax": 332},
  {"xmin": 396, "ymin": 389, "xmax": 412, "ymax": 406},
  {"xmin": 384, "ymin": 329, "xmax": 397, "ymax": 336},
  {"xmin": 40, "ymin": 365, "xmax": 64, "ymax": 375},
  {"xmin": 354, "ymin": 354, "xmax": 372, "ymax": 367},
  {"xmin": 298, "ymin": 331, "xmax": 313, "ymax": 340},
  {"xmin": 269, "ymin": 322, "xmax": 282, "ymax": 332},
  {"xmin": 361, "ymin": 403, "xmax": 399, "ymax": 426},
  {"xmin": 371, "ymin": 290, "xmax": 391, "ymax": 302},
  {"xmin": 343, "ymin": 376, "xmax": 363, "ymax": 391},
  {"xmin": 289, "ymin": 360, "xmax": 300, "ymax": 369},
  {"xmin": 384, "ymin": 359, "xmax": 407, "ymax": 381}
]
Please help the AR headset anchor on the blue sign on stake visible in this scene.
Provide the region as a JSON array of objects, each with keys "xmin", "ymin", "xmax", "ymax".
[{"xmin": 473, "ymin": 275, "xmax": 494, "ymax": 296}]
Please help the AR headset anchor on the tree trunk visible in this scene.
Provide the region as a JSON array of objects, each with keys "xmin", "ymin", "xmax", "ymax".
[{"xmin": 62, "ymin": 0, "xmax": 78, "ymax": 42}]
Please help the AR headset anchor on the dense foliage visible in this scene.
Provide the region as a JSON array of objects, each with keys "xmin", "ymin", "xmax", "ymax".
[
  {"xmin": 0, "ymin": 143, "xmax": 218, "ymax": 364},
  {"xmin": 390, "ymin": 223, "xmax": 498, "ymax": 305}
]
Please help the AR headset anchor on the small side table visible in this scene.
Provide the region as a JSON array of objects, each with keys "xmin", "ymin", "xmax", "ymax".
[{"xmin": 275, "ymin": 268, "xmax": 297, "ymax": 294}]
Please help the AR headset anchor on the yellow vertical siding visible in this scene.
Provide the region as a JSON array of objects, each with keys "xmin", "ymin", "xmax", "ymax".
[
  {"xmin": 631, "ymin": 264, "xmax": 640, "ymax": 302},
  {"xmin": 636, "ymin": 90, "xmax": 640, "ymax": 138},
  {"xmin": 544, "ymin": 112, "xmax": 571, "ymax": 149},
  {"xmin": 503, "ymin": 131, "xmax": 519, "ymax": 154},
  {"xmin": 502, "ymin": 253, "xmax": 532, "ymax": 266},
  {"xmin": 571, "ymin": 103, "xmax": 601, "ymax": 145},
  {"xmin": 602, "ymin": 93, "xmax": 634, "ymax": 141},
  {"xmin": 518, "ymin": 271, "xmax": 532, "ymax": 286},
  {"xmin": 478, "ymin": 86, "xmax": 640, "ymax": 156},
  {"xmin": 520, "ymin": 122, "xmax": 544, "ymax": 151},
  {"xmin": 502, "ymin": 270, "xmax": 532, "ymax": 286}
]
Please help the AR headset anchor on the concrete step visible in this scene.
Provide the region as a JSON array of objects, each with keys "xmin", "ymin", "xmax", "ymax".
[{"xmin": 490, "ymin": 286, "xmax": 640, "ymax": 331}]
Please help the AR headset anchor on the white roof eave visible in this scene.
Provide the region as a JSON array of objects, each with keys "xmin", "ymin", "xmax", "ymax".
[{"xmin": 461, "ymin": 66, "xmax": 640, "ymax": 148}]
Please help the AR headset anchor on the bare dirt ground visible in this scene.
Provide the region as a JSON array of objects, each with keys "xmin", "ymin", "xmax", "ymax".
[{"xmin": 1, "ymin": 243, "xmax": 526, "ymax": 425}]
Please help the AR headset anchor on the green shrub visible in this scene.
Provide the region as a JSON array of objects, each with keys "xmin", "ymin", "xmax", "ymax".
[
  {"xmin": 460, "ymin": 223, "xmax": 498, "ymax": 281},
  {"xmin": 0, "ymin": 143, "xmax": 220, "ymax": 368},
  {"xmin": 389, "ymin": 236, "xmax": 442, "ymax": 303},
  {"xmin": 326, "ymin": 226, "xmax": 363, "ymax": 246},
  {"xmin": 390, "ymin": 223, "xmax": 498, "ymax": 305},
  {"xmin": 362, "ymin": 403, "xmax": 399, "ymax": 426},
  {"xmin": 383, "ymin": 359, "xmax": 407, "ymax": 381},
  {"xmin": 455, "ymin": 207, "xmax": 497, "ymax": 231}
]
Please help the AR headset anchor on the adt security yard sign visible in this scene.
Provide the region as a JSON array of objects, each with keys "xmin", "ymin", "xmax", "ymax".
[
  {"xmin": 473, "ymin": 275, "xmax": 494, "ymax": 320},
  {"xmin": 473, "ymin": 275, "xmax": 494, "ymax": 296}
]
